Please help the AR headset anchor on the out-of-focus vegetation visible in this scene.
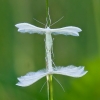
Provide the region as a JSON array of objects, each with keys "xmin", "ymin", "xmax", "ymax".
[{"xmin": 0, "ymin": 0, "xmax": 100, "ymax": 100}]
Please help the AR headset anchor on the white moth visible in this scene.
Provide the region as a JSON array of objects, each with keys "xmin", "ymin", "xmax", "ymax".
[
  {"xmin": 15, "ymin": 23, "xmax": 81, "ymax": 36},
  {"xmin": 16, "ymin": 65, "xmax": 87, "ymax": 87},
  {"xmin": 15, "ymin": 22, "xmax": 88, "ymax": 87}
]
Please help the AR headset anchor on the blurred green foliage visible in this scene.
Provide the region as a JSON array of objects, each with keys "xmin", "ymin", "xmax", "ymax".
[{"xmin": 0, "ymin": 0, "xmax": 100, "ymax": 100}]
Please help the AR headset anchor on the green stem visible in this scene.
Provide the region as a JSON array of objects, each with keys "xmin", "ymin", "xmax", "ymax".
[
  {"xmin": 47, "ymin": 75, "xmax": 53, "ymax": 100},
  {"xmin": 45, "ymin": 0, "xmax": 53, "ymax": 100},
  {"xmin": 45, "ymin": 0, "xmax": 51, "ymax": 27},
  {"xmin": 46, "ymin": 0, "xmax": 49, "ymax": 13}
]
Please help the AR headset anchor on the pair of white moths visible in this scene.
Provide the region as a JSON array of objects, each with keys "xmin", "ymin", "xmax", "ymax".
[{"xmin": 15, "ymin": 22, "xmax": 88, "ymax": 87}]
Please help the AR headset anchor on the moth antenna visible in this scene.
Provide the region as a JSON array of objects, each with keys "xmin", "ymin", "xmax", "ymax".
[
  {"xmin": 50, "ymin": 16, "xmax": 64, "ymax": 26},
  {"xmin": 48, "ymin": 7, "xmax": 51, "ymax": 26},
  {"xmin": 39, "ymin": 81, "xmax": 47, "ymax": 92},
  {"xmin": 45, "ymin": 18, "xmax": 48, "ymax": 28},
  {"xmin": 53, "ymin": 76, "xmax": 65, "ymax": 92},
  {"xmin": 33, "ymin": 18, "xmax": 45, "ymax": 25},
  {"xmin": 45, "ymin": 7, "xmax": 51, "ymax": 28}
]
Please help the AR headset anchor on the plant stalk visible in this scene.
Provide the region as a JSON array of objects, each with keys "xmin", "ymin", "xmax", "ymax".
[
  {"xmin": 45, "ymin": 30, "xmax": 53, "ymax": 100},
  {"xmin": 45, "ymin": 0, "xmax": 51, "ymax": 27},
  {"xmin": 46, "ymin": 74, "xmax": 53, "ymax": 100},
  {"xmin": 45, "ymin": 1, "xmax": 53, "ymax": 100}
]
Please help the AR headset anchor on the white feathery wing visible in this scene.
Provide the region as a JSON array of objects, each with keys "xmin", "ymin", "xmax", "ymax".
[
  {"xmin": 15, "ymin": 23, "xmax": 82, "ymax": 36},
  {"xmin": 52, "ymin": 65, "xmax": 88, "ymax": 77},
  {"xmin": 15, "ymin": 23, "xmax": 45, "ymax": 34},
  {"xmin": 16, "ymin": 65, "xmax": 87, "ymax": 87},
  {"xmin": 16, "ymin": 69, "xmax": 47, "ymax": 87},
  {"xmin": 50, "ymin": 26, "xmax": 82, "ymax": 36}
]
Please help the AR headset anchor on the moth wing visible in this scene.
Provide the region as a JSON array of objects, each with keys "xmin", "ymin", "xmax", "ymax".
[
  {"xmin": 50, "ymin": 26, "xmax": 82, "ymax": 36},
  {"xmin": 16, "ymin": 69, "xmax": 47, "ymax": 87},
  {"xmin": 15, "ymin": 23, "xmax": 45, "ymax": 34},
  {"xmin": 52, "ymin": 65, "xmax": 88, "ymax": 77}
]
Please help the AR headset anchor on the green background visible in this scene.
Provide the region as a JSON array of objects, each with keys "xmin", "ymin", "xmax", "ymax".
[{"xmin": 0, "ymin": 0, "xmax": 100, "ymax": 100}]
